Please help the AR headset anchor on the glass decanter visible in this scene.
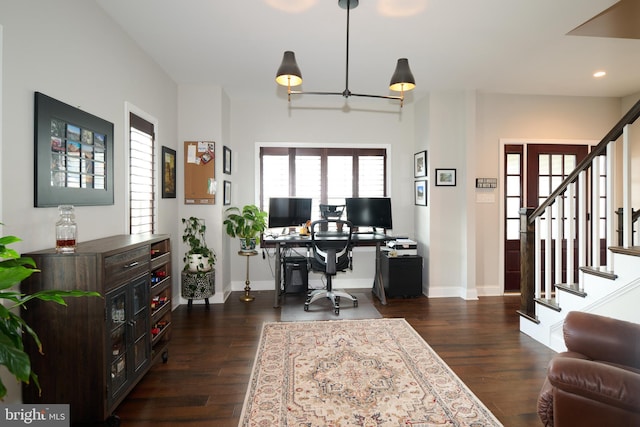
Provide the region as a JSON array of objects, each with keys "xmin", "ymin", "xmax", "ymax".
[{"xmin": 55, "ymin": 205, "xmax": 77, "ymax": 253}]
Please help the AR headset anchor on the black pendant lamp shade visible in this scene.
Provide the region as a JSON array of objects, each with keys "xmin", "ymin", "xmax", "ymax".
[
  {"xmin": 389, "ymin": 58, "xmax": 416, "ymax": 92},
  {"xmin": 275, "ymin": 51, "xmax": 302, "ymax": 87}
]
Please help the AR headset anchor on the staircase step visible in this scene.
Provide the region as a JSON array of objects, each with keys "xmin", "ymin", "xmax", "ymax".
[
  {"xmin": 609, "ymin": 246, "xmax": 640, "ymax": 257},
  {"xmin": 516, "ymin": 310, "xmax": 540, "ymax": 324},
  {"xmin": 579, "ymin": 266, "xmax": 618, "ymax": 280},
  {"xmin": 555, "ymin": 283, "xmax": 587, "ymax": 297},
  {"xmin": 535, "ymin": 297, "xmax": 561, "ymax": 312}
]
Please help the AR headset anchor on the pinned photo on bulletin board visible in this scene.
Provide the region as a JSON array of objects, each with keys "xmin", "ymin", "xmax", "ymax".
[{"xmin": 184, "ymin": 141, "xmax": 216, "ymax": 204}]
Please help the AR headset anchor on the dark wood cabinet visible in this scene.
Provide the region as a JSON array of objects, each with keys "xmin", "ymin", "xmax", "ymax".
[{"xmin": 21, "ymin": 234, "xmax": 171, "ymax": 425}]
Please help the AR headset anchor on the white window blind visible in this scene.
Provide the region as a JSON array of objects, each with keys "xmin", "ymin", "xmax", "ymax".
[
  {"xmin": 260, "ymin": 147, "xmax": 387, "ymax": 222},
  {"xmin": 129, "ymin": 114, "xmax": 155, "ymax": 234}
]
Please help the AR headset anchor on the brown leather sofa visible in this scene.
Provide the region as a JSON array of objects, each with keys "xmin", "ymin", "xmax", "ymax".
[{"xmin": 537, "ymin": 311, "xmax": 640, "ymax": 426}]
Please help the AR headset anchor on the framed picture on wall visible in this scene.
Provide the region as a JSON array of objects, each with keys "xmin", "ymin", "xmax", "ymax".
[
  {"xmin": 414, "ymin": 151, "xmax": 427, "ymax": 177},
  {"xmin": 223, "ymin": 146, "xmax": 232, "ymax": 175},
  {"xmin": 161, "ymin": 146, "xmax": 176, "ymax": 198},
  {"xmin": 34, "ymin": 92, "xmax": 114, "ymax": 207},
  {"xmin": 435, "ymin": 168, "xmax": 456, "ymax": 186},
  {"xmin": 223, "ymin": 180, "xmax": 231, "ymax": 205},
  {"xmin": 414, "ymin": 180, "xmax": 427, "ymax": 206}
]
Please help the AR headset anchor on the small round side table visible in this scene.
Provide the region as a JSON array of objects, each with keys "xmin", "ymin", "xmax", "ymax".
[{"xmin": 238, "ymin": 250, "xmax": 258, "ymax": 302}]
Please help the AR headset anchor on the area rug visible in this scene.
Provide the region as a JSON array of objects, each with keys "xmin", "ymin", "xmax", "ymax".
[
  {"xmin": 239, "ymin": 318, "xmax": 503, "ymax": 427},
  {"xmin": 280, "ymin": 292, "xmax": 382, "ymax": 322}
]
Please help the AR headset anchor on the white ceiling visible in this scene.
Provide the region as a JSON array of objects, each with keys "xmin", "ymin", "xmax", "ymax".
[{"xmin": 95, "ymin": 0, "xmax": 640, "ymax": 103}]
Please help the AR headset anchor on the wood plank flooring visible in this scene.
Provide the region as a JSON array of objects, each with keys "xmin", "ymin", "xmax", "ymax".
[{"xmin": 114, "ymin": 291, "xmax": 554, "ymax": 426}]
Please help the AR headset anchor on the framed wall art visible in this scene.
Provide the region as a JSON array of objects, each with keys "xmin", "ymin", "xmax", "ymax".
[
  {"xmin": 414, "ymin": 150, "xmax": 427, "ymax": 177},
  {"xmin": 161, "ymin": 146, "xmax": 176, "ymax": 198},
  {"xmin": 223, "ymin": 180, "xmax": 231, "ymax": 205},
  {"xmin": 34, "ymin": 92, "xmax": 114, "ymax": 207},
  {"xmin": 223, "ymin": 145, "xmax": 232, "ymax": 175},
  {"xmin": 435, "ymin": 168, "xmax": 457, "ymax": 186},
  {"xmin": 414, "ymin": 180, "xmax": 427, "ymax": 206}
]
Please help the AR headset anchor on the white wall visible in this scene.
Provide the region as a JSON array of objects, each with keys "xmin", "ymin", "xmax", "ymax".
[
  {"xmin": 176, "ymin": 85, "xmax": 229, "ymax": 304},
  {"xmin": 0, "ymin": 0, "xmax": 178, "ymax": 251},
  {"xmin": 0, "ymin": 0, "xmax": 178, "ymax": 402},
  {"xmin": 222, "ymin": 96, "xmax": 416, "ymax": 292}
]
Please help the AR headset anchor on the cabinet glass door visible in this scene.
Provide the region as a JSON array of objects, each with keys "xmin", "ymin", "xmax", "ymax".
[
  {"xmin": 132, "ymin": 276, "xmax": 150, "ymax": 372},
  {"xmin": 107, "ymin": 287, "xmax": 129, "ymax": 398}
]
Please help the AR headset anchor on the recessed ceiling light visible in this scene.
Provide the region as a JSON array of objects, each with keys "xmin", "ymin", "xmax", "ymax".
[{"xmin": 593, "ymin": 71, "xmax": 607, "ymax": 78}]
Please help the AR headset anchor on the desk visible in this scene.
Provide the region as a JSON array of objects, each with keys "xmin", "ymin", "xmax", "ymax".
[{"xmin": 262, "ymin": 232, "xmax": 392, "ymax": 308}]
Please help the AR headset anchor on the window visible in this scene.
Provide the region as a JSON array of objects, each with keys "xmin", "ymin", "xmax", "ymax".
[
  {"xmin": 504, "ymin": 145, "xmax": 523, "ymax": 240},
  {"xmin": 129, "ymin": 113, "xmax": 155, "ymax": 234},
  {"xmin": 260, "ymin": 147, "xmax": 387, "ymax": 221}
]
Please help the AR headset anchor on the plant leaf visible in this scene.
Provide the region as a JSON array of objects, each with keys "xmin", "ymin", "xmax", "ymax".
[{"xmin": 0, "ymin": 330, "xmax": 32, "ymax": 383}]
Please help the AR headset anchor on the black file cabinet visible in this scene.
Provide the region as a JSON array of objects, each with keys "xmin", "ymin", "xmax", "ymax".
[
  {"xmin": 283, "ymin": 256, "xmax": 309, "ymax": 294},
  {"xmin": 381, "ymin": 253, "xmax": 423, "ymax": 298}
]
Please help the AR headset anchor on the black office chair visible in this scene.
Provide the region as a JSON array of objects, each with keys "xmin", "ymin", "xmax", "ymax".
[
  {"xmin": 305, "ymin": 219, "xmax": 358, "ymax": 315},
  {"xmin": 319, "ymin": 204, "xmax": 345, "ymax": 220}
]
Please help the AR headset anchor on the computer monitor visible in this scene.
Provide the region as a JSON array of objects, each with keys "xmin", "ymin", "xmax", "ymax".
[
  {"xmin": 268, "ymin": 197, "xmax": 313, "ymax": 228},
  {"xmin": 345, "ymin": 197, "xmax": 392, "ymax": 230}
]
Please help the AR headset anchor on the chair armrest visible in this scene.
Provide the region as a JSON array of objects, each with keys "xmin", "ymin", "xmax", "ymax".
[
  {"xmin": 563, "ymin": 311, "xmax": 640, "ymax": 368},
  {"xmin": 548, "ymin": 357, "xmax": 640, "ymax": 414}
]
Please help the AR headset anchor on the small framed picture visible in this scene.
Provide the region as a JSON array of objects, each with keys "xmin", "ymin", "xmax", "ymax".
[
  {"xmin": 161, "ymin": 146, "xmax": 177, "ymax": 198},
  {"xmin": 223, "ymin": 146, "xmax": 232, "ymax": 175},
  {"xmin": 223, "ymin": 180, "xmax": 231, "ymax": 205},
  {"xmin": 414, "ymin": 180, "xmax": 427, "ymax": 206},
  {"xmin": 435, "ymin": 168, "xmax": 456, "ymax": 186},
  {"xmin": 414, "ymin": 151, "xmax": 427, "ymax": 177}
]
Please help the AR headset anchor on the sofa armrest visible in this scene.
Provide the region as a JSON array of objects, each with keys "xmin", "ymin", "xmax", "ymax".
[
  {"xmin": 548, "ymin": 357, "xmax": 640, "ymax": 413},
  {"xmin": 563, "ymin": 311, "xmax": 640, "ymax": 368}
]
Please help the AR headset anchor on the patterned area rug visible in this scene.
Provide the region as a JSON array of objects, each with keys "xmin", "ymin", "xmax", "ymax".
[{"xmin": 239, "ymin": 318, "xmax": 503, "ymax": 427}]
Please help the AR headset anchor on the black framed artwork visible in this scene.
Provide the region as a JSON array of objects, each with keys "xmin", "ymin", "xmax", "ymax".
[
  {"xmin": 161, "ymin": 146, "xmax": 176, "ymax": 198},
  {"xmin": 223, "ymin": 146, "xmax": 232, "ymax": 175},
  {"xmin": 414, "ymin": 180, "xmax": 427, "ymax": 206},
  {"xmin": 414, "ymin": 151, "xmax": 427, "ymax": 177},
  {"xmin": 34, "ymin": 92, "xmax": 114, "ymax": 207},
  {"xmin": 435, "ymin": 168, "xmax": 457, "ymax": 186},
  {"xmin": 223, "ymin": 180, "xmax": 231, "ymax": 205}
]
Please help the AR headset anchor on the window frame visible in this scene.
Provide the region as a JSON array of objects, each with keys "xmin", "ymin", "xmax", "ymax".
[{"xmin": 258, "ymin": 144, "xmax": 389, "ymax": 212}]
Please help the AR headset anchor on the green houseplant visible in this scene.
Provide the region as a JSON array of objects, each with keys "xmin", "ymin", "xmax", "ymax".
[
  {"xmin": 181, "ymin": 217, "xmax": 216, "ymax": 273},
  {"xmin": 0, "ymin": 229, "xmax": 99, "ymax": 399},
  {"xmin": 223, "ymin": 205, "xmax": 268, "ymax": 251}
]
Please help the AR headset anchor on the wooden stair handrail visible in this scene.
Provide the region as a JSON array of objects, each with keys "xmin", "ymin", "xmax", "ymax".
[{"xmin": 528, "ymin": 99, "xmax": 640, "ymax": 224}]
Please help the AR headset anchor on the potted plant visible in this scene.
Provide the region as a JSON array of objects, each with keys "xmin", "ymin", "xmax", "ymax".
[
  {"xmin": 181, "ymin": 217, "xmax": 216, "ymax": 273},
  {"xmin": 223, "ymin": 204, "xmax": 268, "ymax": 251},
  {"xmin": 0, "ymin": 227, "xmax": 99, "ymax": 399}
]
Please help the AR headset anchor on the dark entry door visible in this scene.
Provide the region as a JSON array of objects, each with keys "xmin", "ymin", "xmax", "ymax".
[{"xmin": 504, "ymin": 144, "xmax": 589, "ymax": 293}]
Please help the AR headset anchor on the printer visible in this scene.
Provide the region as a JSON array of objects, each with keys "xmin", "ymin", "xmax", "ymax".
[{"xmin": 386, "ymin": 238, "xmax": 417, "ymax": 256}]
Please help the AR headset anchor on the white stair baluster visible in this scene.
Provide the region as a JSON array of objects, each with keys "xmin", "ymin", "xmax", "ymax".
[
  {"xmin": 566, "ymin": 182, "xmax": 575, "ymax": 287},
  {"xmin": 592, "ymin": 158, "xmax": 600, "ymax": 269}
]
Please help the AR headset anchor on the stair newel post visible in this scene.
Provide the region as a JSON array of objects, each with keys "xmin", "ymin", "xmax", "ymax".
[{"xmin": 518, "ymin": 207, "xmax": 537, "ymax": 320}]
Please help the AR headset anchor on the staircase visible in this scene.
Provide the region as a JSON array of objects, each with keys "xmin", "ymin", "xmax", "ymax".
[{"xmin": 518, "ymin": 100, "xmax": 640, "ymax": 352}]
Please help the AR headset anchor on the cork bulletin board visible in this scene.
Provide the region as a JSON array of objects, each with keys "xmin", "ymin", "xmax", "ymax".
[{"xmin": 184, "ymin": 141, "xmax": 215, "ymax": 204}]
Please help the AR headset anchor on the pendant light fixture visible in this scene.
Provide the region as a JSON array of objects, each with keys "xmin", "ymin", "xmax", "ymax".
[{"xmin": 275, "ymin": 0, "xmax": 416, "ymax": 107}]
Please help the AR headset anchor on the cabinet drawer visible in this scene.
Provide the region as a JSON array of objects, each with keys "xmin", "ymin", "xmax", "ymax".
[{"xmin": 104, "ymin": 246, "xmax": 150, "ymax": 289}]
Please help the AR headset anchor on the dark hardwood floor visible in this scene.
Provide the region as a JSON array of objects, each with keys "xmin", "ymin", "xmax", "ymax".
[{"xmin": 115, "ymin": 291, "xmax": 554, "ymax": 426}]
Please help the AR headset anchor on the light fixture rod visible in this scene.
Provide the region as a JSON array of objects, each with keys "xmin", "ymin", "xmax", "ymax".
[{"xmin": 344, "ymin": 0, "xmax": 351, "ymax": 97}]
